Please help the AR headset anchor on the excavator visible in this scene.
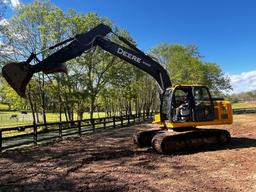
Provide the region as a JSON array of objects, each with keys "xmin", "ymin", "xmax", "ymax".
[{"xmin": 1, "ymin": 24, "xmax": 233, "ymax": 154}]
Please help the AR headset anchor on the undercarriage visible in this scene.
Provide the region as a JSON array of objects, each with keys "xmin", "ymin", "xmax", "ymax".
[{"xmin": 133, "ymin": 128, "xmax": 231, "ymax": 154}]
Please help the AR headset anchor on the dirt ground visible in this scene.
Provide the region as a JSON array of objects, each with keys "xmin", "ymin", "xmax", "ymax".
[{"xmin": 0, "ymin": 114, "xmax": 256, "ymax": 192}]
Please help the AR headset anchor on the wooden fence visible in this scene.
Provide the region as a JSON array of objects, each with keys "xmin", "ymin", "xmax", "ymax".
[
  {"xmin": 1, "ymin": 108, "xmax": 256, "ymax": 152},
  {"xmin": 233, "ymin": 108, "xmax": 256, "ymax": 114},
  {"xmin": 0, "ymin": 112, "xmax": 154, "ymax": 152}
]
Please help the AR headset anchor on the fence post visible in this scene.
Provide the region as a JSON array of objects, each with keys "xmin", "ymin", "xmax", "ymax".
[
  {"xmin": 91, "ymin": 119, "xmax": 95, "ymax": 132},
  {"xmin": 120, "ymin": 116, "xmax": 123, "ymax": 127},
  {"xmin": 0, "ymin": 130, "xmax": 2, "ymax": 152},
  {"xmin": 78, "ymin": 121, "xmax": 81, "ymax": 136},
  {"xmin": 103, "ymin": 118, "xmax": 106, "ymax": 129},
  {"xmin": 127, "ymin": 115, "xmax": 130, "ymax": 126},
  {"xmin": 33, "ymin": 124, "xmax": 37, "ymax": 144},
  {"xmin": 113, "ymin": 116, "xmax": 116, "ymax": 128},
  {"xmin": 59, "ymin": 123, "xmax": 62, "ymax": 138}
]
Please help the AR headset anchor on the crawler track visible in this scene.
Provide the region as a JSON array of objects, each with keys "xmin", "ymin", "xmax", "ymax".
[
  {"xmin": 133, "ymin": 128, "xmax": 163, "ymax": 147},
  {"xmin": 151, "ymin": 129, "xmax": 231, "ymax": 154},
  {"xmin": 133, "ymin": 128, "xmax": 231, "ymax": 154}
]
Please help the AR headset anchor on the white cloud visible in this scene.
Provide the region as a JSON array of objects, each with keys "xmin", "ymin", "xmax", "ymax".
[
  {"xmin": 0, "ymin": 18, "xmax": 9, "ymax": 26},
  {"xmin": 10, "ymin": 0, "xmax": 20, "ymax": 8},
  {"xmin": 229, "ymin": 70, "xmax": 256, "ymax": 93},
  {"xmin": 3, "ymin": 0, "xmax": 21, "ymax": 8}
]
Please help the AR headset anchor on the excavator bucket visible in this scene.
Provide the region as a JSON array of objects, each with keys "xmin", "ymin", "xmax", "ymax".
[
  {"xmin": 2, "ymin": 62, "xmax": 33, "ymax": 98},
  {"xmin": 2, "ymin": 61, "xmax": 67, "ymax": 98}
]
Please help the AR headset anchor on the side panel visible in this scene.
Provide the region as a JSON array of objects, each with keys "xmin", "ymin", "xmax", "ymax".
[{"xmin": 213, "ymin": 100, "xmax": 233, "ymax": 123}]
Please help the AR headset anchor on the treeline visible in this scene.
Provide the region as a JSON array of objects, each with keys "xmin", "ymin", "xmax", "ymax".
[
  {"xmin": 0, "ymin": 1, "xmax": 231, "ymax": 124},
  {"xmin": 227, "ymin": 90, "xmax": 256, "ymax": 103}
]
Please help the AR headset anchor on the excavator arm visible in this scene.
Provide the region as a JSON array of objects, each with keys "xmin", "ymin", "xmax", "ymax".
[{"xmin": 2, "ymin": 23, "xmax": 171, "ymax": 98}]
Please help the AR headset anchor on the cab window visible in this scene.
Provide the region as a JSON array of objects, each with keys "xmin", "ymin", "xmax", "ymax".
[{"xmin": 193, "ymin": 87, "xmax": 214, "ymax": 121}]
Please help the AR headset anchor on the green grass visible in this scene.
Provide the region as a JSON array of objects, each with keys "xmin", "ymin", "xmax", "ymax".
[
  {"xmin": 0, "ymin": 103, "xmax": 9, "ymax": 110},
  {"xmin": 45, "ymin": 112, "xmax": 106, "ymax": 122},
  {"xmin": 0, "ymin": 111, "xmax": 107, "ymax": 128},
  {"xmin": 0, "ymin": 111, "xmax": 109, "ymax": 138},
  {"xmin": 0, "ymin": 111, "xmax": 29, "ymax": 127},
  {"xmin": 232, "ymin": 102, "xmax": 256, "ymax": 109}
]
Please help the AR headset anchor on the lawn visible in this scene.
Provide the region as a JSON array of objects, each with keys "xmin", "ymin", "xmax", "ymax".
[
  {"xmin": 0, "ymin": 111, "xmax": 106, "ymax": 128},
  {"xmin": 232, "ymin": 102, "xmax": 256, "ymax": 109},
  {"xmin": 0, "ymin": 103, "xmax": 9, "ymax": 111}
]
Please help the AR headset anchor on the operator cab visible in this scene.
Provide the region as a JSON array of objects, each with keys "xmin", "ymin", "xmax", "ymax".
[{"xmin": 161, "ymin": 85, "xmax": 215, "ymax": 123}]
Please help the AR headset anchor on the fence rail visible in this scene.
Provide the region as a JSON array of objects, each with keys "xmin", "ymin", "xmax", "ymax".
[
  {"xmin": 0, "ymin": 112, "xmax": 154, "ymax": 152},
  {"xmin": 233, "ymin": 108, "xmax": 256, "ymax": 114}
]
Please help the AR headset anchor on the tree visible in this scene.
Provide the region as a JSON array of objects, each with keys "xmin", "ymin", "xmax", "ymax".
[
  {"xmin": 201, "ymin": 62, "xmax": 232, "ymax": 94},
  {"xmin": 0, "ymin": 1, "xmax": 68, "ymax": 124},
  {"xmin": 0, "ymin": 77, "xmax": 30, "ymax": 110},
  {"xmin": 227, "ymin": 90, "xmax": 256, "ymax": 103},
  {"xmin": 0, "ymin": 0, "xmax": 7, "ymax": 64},
  {"xmin": 151, "ymin": 44, "xmax": 232, "ymax": 93}
]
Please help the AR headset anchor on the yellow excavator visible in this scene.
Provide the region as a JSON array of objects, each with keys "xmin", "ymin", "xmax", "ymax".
[{"xmin": 2, "ymin": 24, "xmax": 233, "ymax": 154}]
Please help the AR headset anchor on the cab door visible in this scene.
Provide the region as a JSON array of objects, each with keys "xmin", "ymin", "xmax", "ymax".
[
  {"xmin": 193, "ymin": 86, "xmax": 215, "ymax": 121},
  {"xmin": 170, "ymin": 86, "xmax": 193, "ymax": 122}
]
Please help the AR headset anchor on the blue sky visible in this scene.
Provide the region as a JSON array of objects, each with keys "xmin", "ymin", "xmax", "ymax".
[{"xmin": 2, "ymin": 0, "xmax": 256, "ymax": 93}]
